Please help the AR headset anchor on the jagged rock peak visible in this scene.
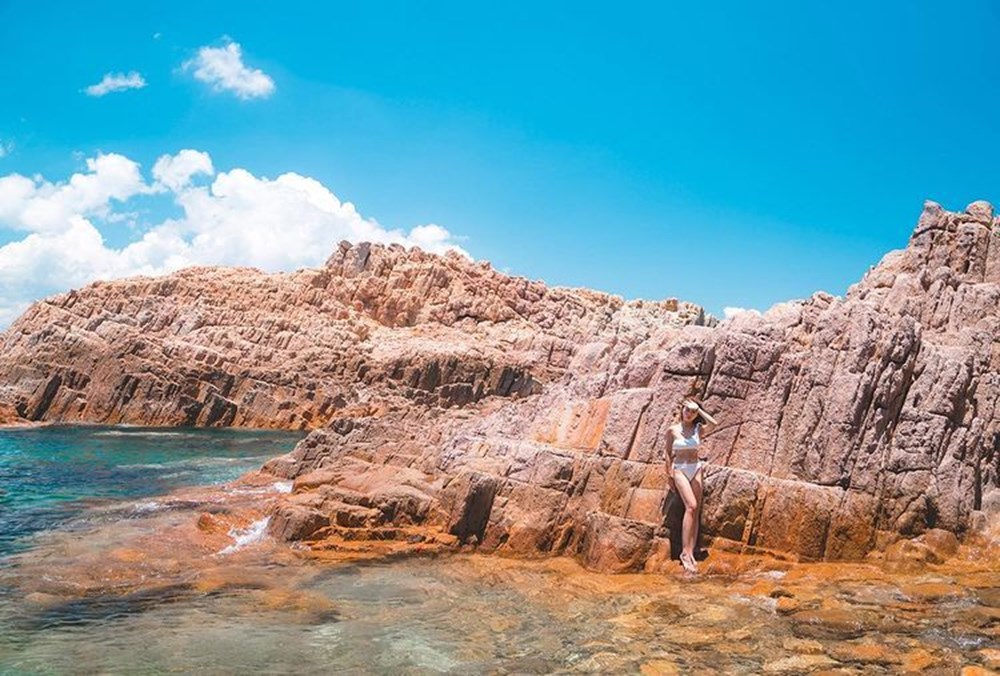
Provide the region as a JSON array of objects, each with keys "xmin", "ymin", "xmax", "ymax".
[{"xmin": 321, "ymin": 239, "xmax": 709, "ymax": 330}]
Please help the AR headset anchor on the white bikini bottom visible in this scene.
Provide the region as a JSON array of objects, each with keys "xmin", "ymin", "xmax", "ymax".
[{"xmin": 672, "ymin": 460, "xmax": 704, "ymax": 481}]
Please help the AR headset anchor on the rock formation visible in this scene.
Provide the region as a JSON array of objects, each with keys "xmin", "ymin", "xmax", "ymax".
[
  {"xmin": 1, "ymin": 201, "xmax": 998, "ymax": 569},
  {"xmin": 0, "ymin": 241, "xmax": 705, "ymax": 428}
]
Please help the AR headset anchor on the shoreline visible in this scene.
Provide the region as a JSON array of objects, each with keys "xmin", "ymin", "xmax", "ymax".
[
  {"xmin": 2, "ymin": 421, "xmax": 994, "ymax": 571},
  {"xmin": 2, "ymin": 448, "xmax": 998, "ymax": 673},
  {"xmin": 8, "ymin": 458, "xmax": 997, "ymax": 583}
]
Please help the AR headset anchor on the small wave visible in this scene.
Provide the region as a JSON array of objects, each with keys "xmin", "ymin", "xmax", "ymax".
[
  {"xmin": 131, "ymin": 501, "xmax": 162, "ymax": 514},
  {"xmin": 273, "ymin": 481, "xmax": 293, "ymax": 494},
  {"xmin": 218, "ymin": 517, "xmax": 271, "ymax": 555}
]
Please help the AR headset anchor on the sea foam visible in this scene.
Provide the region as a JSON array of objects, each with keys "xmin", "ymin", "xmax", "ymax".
[{"xmin": 218, "ymin": 517, "xmax": 271, "ymax": 555}]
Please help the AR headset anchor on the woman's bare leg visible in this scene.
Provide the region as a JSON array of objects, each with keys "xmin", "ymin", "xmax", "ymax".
[{"xmin": 672, "ymin": 469, "xmax": 699, "ymax": 571}]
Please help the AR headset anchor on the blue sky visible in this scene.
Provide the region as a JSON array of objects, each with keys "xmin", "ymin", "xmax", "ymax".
[{"xmin": 2, "ymin": 1, "xmax": 999, "ymax": 324}]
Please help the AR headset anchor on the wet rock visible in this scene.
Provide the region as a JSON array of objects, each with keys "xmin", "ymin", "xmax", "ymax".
[
  {"xmin": 782, "ymin": 638, "xmax": 824, "ymax": 655},
  {"xmin": 247, "ymin": 588, "xmax": 339, "ymax": 624},
  {"xmin": 573, "ymin": 651, "xmax": 631, "ymax": 672},
  {"xmin": 638, "ymin": 598, "xmax": 685, "ymax": 621},
  {"xmin": 688, "ymin": 604, "xmax": 737, "ymax": 624},
  {"xmin": 196, "ymin": 513, "xmax": 227, "ymax": 535},
  {"xmin": 898, "ymin": 581, "xmax": 966, "ymax": 602},
  {"xmin": 789, "ymin": 608, "xmax": 872, "ymax": 640},
  {"xmin": 762, "ymin": 654, "xmax": 839, "ymax": 673},
  {"xmin": 976, "ymin": 587, "xmax": 1000, "ymax": 607},
  {"xmin": 775, "ymin": 597, "xmax": 801, "ymax": 614},
  {"xmin": 640, "ymin": 659, "xmax": 680, "ymax": 675},
  {"xmin": 502, "ymin": 657, "xmax": 562, "ymax": 673},
  {"xmin": 966, "ymin": 605, "xmax": 1000, "ymax": 628},
  {"xmin": 661, "ymin": 626, "xmax": 724, "ymax": 648},
  {"xmin": 900, "ymin": 648, "xmax": 940, "ymax": 672},
  {"xmin": 725, "ymin": 627, "xmax": 754, "ymax": 641},
  {"xmin": 978, "ymin": 649, "xmax": 1000, "ymax": 670},
  {"xmin": 960, "ymin": 667, "xmax": 997, "ymax": 676},
  {"xmin": 827, "ymin": 641, "xmax": 903, "ymax": 665},
  {"xmin": 194, "ymin": 567, "xmax": 275, "ymax": 594}
]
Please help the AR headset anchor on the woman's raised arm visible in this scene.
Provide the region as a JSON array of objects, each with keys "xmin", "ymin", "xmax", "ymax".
[{"xmin": 697, "ymin": 404, "xmax": 718, "ymax": 427}]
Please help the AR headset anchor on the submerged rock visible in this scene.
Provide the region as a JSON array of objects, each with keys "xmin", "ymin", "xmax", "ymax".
[{"xmin": 1, "ymin": 201, "xmax": 999, "ymax": 568}]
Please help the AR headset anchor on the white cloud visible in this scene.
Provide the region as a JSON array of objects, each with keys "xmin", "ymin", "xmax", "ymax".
[
  {"xmin": 85, "ymin": 72, "xmax": 147, "ymax": 97},
  {"xmin": 723, "ymin": 306, "xmax": 762, "ymax": 320},
  {"xmin": 183, "ymin": 41, "xmax": 275, "ymax": 100},
  {"xmin": 0, "ymin": 149, "xmax": 469, "ymax": 327},
  {"xmin": 152, "ymin": 150, "xmax": 214, "ymax": 192},
  {"xmin": 0, "ymin": 153, "xmax": 149, "ymax": 233},
  {"xmin": 0, "ymin": 140, "xmax": 11, "ymax": 158}
]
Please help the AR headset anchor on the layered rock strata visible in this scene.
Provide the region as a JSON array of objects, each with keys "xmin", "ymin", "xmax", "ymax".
[
  {"xmin": 260, "ymin": 201, "xmax": 1000, "ymax": 568},
  {"xmin": 0, "ymin": 241, "xmax": 705, "ymax": 428},
  {"xmin": 1, "ymin": 201, "xmax": 998, "ymax": 569}
]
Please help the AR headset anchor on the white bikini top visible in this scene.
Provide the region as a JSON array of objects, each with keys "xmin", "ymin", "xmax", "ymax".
[{"xmin": 674, "ymin": 423, "xmax": 700, "ymax": 449}]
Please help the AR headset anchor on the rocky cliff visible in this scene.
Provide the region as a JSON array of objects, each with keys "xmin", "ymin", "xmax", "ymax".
[
  {"xmin": 0, "ymin": 241, "xmax": 705, "ymax": 428},
  {"xmin": 1, "ymin": 201, "xmax": 997, "ymax": 569}
]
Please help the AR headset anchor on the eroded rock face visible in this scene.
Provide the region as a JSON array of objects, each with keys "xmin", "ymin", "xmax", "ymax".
[
  {"xmin": 2, "ymin": 201, "xmax": 998, "ymax": 568},
  {"xmin": 0, "ymin": 241, "xmax": 705, "ymax": 429},
  {"xmin": 257, "ymin": 201, "xmax": 1000, "ymax": 568}
]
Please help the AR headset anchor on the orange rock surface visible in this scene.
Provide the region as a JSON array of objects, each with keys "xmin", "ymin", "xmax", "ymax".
[{"xmin": 2, "ymin": 201, "xmax": 999, "ymax": 568}]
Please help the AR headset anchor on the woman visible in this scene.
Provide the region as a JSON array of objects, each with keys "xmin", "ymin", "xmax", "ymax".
[{"xmin": 665, "ymin": 397, "xmax": 718, "ymax": 573}]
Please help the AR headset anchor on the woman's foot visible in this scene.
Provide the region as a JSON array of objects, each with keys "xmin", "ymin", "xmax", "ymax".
[{"xmin": 680, "ymin": 552, "xmax": 698, "ymax": 573}]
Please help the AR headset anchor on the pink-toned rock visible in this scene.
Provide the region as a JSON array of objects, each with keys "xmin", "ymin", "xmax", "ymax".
[
  {"xmin": 0, "ymin": 242, "xmax": 703, "ymax": 429},
  {"xmin": 268, "ymin": 499, "xmax": 330, "ymax": 541},
  {"xmin": 2, "ymin": 201, "xmax": 1000, "ymax": 569},
  {"xmin": 579, "ymin": 512, "xmax": 656, "ymax": 573}
]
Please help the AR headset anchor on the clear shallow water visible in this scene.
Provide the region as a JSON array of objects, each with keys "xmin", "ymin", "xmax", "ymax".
[
  {"xmin": 0, "ymin": 425, "xmax": 302, "ymax": 556},
  {"xmin": 3, "ymin": 549, "xmax": 999, "ymax": 674},
  {"xmin": 0, "ymin": 427, "xmax": 997, "ymax": 674}
]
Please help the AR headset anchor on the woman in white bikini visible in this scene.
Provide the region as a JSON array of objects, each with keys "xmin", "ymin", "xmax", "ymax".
[{"xmin": 666, "ymin": 397, "xmax": 718, "ymax": 573}]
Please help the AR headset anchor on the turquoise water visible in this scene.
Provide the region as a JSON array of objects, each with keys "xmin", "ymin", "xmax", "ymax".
[{"xmin": 0, "ymin": 425, "xmax": 303, "ymax": 556}]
